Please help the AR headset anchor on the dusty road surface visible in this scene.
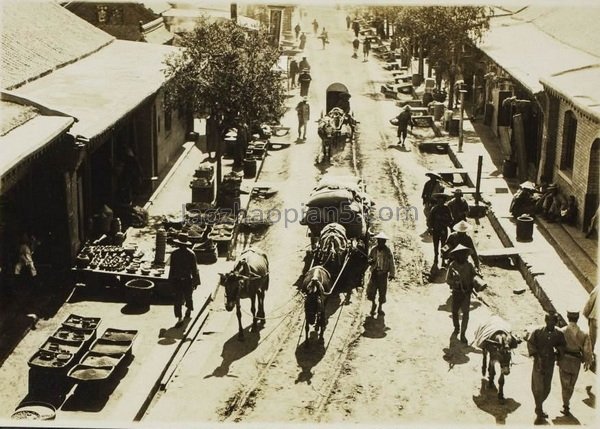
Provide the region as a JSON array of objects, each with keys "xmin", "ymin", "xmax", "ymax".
[{"xmin": 144, "ymin": 5, "xmax": 597, "ymax": 427}]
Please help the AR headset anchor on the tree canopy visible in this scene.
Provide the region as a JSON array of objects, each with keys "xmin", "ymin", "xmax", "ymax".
[{"xmin": 163, "ymin": 17, "xmax": 286, "ymax": 129}]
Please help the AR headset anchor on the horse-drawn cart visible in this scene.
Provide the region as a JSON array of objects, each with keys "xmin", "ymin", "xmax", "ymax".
[{"xmin": 317, "ymin": 83, "xmax": 357, "ymax": 161}]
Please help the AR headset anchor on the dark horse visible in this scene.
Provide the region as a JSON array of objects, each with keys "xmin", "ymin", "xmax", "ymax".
[
  {"xmin": 300, "ymin": 266, "xmax": 332, "ymax": 346},
  {"xmin": 220, "ymin": 248, "xmax": 269, "ymax": 340},
  {"xmin": 474, "ymin": 316, "xmax": 521, "ymax": 401}
]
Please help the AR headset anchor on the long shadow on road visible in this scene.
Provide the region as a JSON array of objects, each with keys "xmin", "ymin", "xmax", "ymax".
[
  {"xmin": 206, "ymin": 326, "xmax": 262, "ymax": 378},
  {"xmin": 472, "ymin": 378, "xmax": 521, "ymax": 424}
]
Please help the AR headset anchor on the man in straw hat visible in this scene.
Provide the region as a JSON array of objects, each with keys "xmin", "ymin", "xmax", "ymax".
[
  {"xmin": 442, "ymin": 220, "xmax": 480, "ymax": 270},
  {"xmin": 510, "ymin": 181, "xmax": 537, "ymax": 218},
  {"xmin": 447, "ymin": 188, "xmax": 469, "ymax": 228},
  {"xmin": 558, "ymin": 308, "xmax": 593, "ymax": 416},
  {"xmin": 394, "ymin": 105, "xmax": 413, "ymax": 148},
  {"xmin": 168, "ymin": 233, "xmax": 201, "ymax": 327},
  {"xmin": 422, "ymin": 172, "xmax": 445, "ymax": 216},
  {"xmin": 428, "ymin": 193, "xmax": 453, "ymax": 267},
  {"xmin": 527, "ymin": 312, "xmax": 566, "ymax": 423},
  {"xmin": 445, "ymin": 244, "xmax": 477, "ymax": 343},
  {"xmin": 296, "ymin": 96, "xmax": 310, "ymax": 141},
  {"xmin": 367, "ymin": 232, "xmax": 396, "ymax": 317}
]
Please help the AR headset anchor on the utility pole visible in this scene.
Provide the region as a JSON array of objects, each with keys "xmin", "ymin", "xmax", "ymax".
[{"xmin": 458, "ymin": 89, "xmax": 467, "ymax": 153}]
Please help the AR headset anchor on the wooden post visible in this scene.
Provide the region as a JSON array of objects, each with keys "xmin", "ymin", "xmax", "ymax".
[{"xmin": 475, "ymin": 155, "xmax": 483, "ymax": 204}]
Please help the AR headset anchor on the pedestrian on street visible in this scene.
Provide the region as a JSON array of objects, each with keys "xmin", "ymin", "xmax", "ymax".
[
  {"xmin": 394, "ymin": 105, "xmax": 413, "ymax": 147},
  {"xmin": 422, "ymin": 171, "xmax": 444, "ymax": 218},
  {"xmin": 583, "ymin": 285, "xmax": 597, "ymax": 369},
  {"xmin": 352, "ymin": 19, "xmax": 360, "ymax": 37},
  {"xmin": 527, "ymin": 312, "xmax": 566, "ymax": 423},
  {"xmin": 442, "ymin": 220, "xmax": 480, "ymax": 270},
  {"xmin": 445, "ymin": 244, "xmax": 477, "ymax": 343},
  {"xmin": 13, "ymin": 232, "xmax": 39, "ymax": 310},
  {"xmin": 289, "ymin": 58, "xmax": 299, "ymax": 88},
  {"xmin": 427, "ymin": 194, "xmax": 453, "ymax": 268},
  {"xmin": 363, "ymin": 37, "xmax": 371, "ymax": 61},
  {"xmin": 320, "ymin": 28, "xmax": 328, "ymax": 49},
  {"xmin": 510, "ymin": 181, "xmax": 537, "ymax": 218},
  {"xmin": 168, "ymin": 233, "xmax": 201, "ymax": 327},
  {"xmin": 346, "ymin": 15, "xmax": 351, "ymax": 29},
  {"xmin": 298, "ymin": 69, "xmax": 312, "ymax": 98},
  {"xmin": 558, "ymin": 309, "xmax": 593, "ymax": 416},
  {"xmin": 352, "ymin": 37, "xmax": 360, "ymax": 58},
  {"xmin": 294, "ymin": 23, "xmax": 301, "ymax": 39},
  {"xmin": 299, "ymin": 56, "xmax": 310, "ymax": 71},
  {"xmin": 296, "ymin": 96, "xmax": 310, "ymax": 141},
  {"xmin": 312, "ymin": 19, "xmax": 319, "ymax": 35},
  {"xmin": 299, "ymin": 32, "xmax": 307, "ymax": 50},
  {"xmin": 447, "ymin": 188, "xmax": 469, "ymax": 227},
  {"xmin": 367, "ymin": 232, "xmax": 395, "ymax": 317}
]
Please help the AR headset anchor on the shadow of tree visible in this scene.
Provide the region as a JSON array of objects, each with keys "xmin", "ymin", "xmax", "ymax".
[
  {"xmin": 295, "ymin": 340, "xmax": 326, "ymax": 385},
  {"xmin": 472, "ymin": 378, "xmax": 521, "ymax": 424},
  {"xmin": 207, "ymin": 326, "xmax": 261, "ymax": 378}
]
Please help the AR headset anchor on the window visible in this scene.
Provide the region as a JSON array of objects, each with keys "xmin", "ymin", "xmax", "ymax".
[{"xmin": 560, "ymin": 110, "xmax": 577, "ymax": 171}]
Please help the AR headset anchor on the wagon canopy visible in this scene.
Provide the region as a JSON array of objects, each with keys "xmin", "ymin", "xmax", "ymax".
[{"xmin": 326, "ymin": 82, "xmax": 351, "ymax": 113}]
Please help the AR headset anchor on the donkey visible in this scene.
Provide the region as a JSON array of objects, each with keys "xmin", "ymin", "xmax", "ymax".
[
  {"xmin": 474, "ymin": 315, "xmax": 521, "ymax": 401},
  {"xmin": 220, "ymin": 248, "xmax": 269, "ymax": 340}
]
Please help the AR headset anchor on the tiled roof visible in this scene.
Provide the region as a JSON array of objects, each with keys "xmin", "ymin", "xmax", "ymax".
[
  {"xmin": 10, "ymin": 40, "xmax": 179, "ymax": 141},
  {"xmin": 0, "ymin": 0, "xmax": 114, "ymax": 90}
]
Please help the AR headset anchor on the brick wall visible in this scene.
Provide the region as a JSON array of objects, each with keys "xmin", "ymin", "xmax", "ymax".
[{"xmin": 551, "ymin": 94, "xmax": 600, "ymax": 228}]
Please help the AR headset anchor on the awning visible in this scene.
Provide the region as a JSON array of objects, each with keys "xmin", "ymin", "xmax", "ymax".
[
  {"xmin": 142, "ymin": 22, "xmax": 174, "ymax": 45},
  {"xmin": 0, "ymin": 114, "xmax": 74, "ymax": 193},
  {"xmin": 478, "ymin": 18, "xmax": 599, "ymax": 95},
  {"xmin": 11, "ymin": 40, "xmax": 179, "ymax": 144}
]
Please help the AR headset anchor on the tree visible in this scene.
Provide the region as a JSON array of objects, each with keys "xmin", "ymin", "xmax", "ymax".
[
  {"xmin": 163, "ymin": 17, "xmax": 286, "ymax": 193},
  {"xmin": 391, "ymin": 6, "xmax": 490, "ymax": 109}
]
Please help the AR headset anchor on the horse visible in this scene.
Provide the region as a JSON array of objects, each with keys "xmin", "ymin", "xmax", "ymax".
[
  {"xmin": 300, "ymin": 266, "xmax": 332, "ymax": 346},
  {"xmin": 219, "ymin": 248, "xmax": 269, "ymax": 340},
  {"xmin": 314, "ymin": 223, "xmax": 349, "ymax": 277},
  {"xmin": 473, "ymin": 315, "xmax": 522, "ymax": 401}
]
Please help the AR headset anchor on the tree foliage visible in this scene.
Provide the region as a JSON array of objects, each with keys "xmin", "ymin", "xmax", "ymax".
[
  {"xmin": 163, "ymin": 17, "xmax": 286, "ymax": 129},
  {"xmin": 390, "ymin": 6, "xmax": 491, "ymax": 108}
]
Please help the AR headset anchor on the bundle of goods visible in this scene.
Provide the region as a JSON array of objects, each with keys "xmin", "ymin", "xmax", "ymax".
[
  {"xmin": 191, "ymin": 163, "xmax": 215, "ymax": 203},
  {"xmin": 219, "ymin": 172, "xmax": 242, "ymax": 210},
  {"xmin": 194, "ymin": 163, "xmax": 214, "ymax": 180}
]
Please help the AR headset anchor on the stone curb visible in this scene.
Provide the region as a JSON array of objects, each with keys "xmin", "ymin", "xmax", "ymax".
[{"xmin": 445, "ymin": 140, "xmax": 566, "ymax": 325}]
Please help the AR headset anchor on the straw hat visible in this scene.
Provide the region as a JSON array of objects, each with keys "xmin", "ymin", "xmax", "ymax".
[
  {"xmin": 172, "ymin": 233, "xmax": 192, "ymax": 246},
  {"xmin": 425, "ymin": 172, "xmax": 442, "ymax": 180},
  {"xmin": 453, "ymin": 220, "xmax": 472, "ymax": 232},
  {"xmin": 404, "ymin": 105, "xmax": 411, "ymax": 111},
  {"xmin": 519, "ymin": 181, "xmax": 536, "ymax": 191},
  {"xmin": 373, "ymin": 232, "xmax": 389, "ymax": 240}
]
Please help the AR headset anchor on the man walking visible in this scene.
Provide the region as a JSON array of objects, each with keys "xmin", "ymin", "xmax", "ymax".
[
  {"xmin": 527, "ymin": 312, "xmax": 566, "ymax": 423},
  {"xmin": 445, "ymin": 244, "xmax": 477, "ymax": 343},
  {"xmin": 363, "ymin": 37, "xmax": 371, "ymax": 61},
  {"xmin": 299, "ymin": 32, "xmax": 307, "ymax": 51},
  {"xmin": 427, "ymin": 194, "xmax": 453, "ymax": 267},
  {"xmin": 168, "ymin": 233, "xmax": 201, "ymax": 327},
  {"xmin": 583, "ymin": 285, "xmax": 597, "ymax": 364},
  {"xmin": 442, "ymin": 220, "xmax": 480, "ymax": 270},
  {"xmin": 298, "ymin": 69, "xmax": 312, "ymax": 97},
  {"xmin": 352, "ymin": 19, "xmax": 360, "ymax": 37},
  {"xmin": 367, "ymin": 232, "xmax": 395, "ymax": 317},
  {"xmin": 352, "ymin": 37, "xmax": 360, "ymax": 58},
  {"xmin": 312, "ymin": 19, "xmax": 319, "ymax": 35},
  {"xmin": 296, "ymin": 97, "xmax": 310, "ymax": 141},
  {"xmin": 289, "ymin": 58, "xmax": 299, "ymax": 89},
  {"xmin": 346, "ymin": 15, "xmax": 351, "ymax": 29},
  {"xmin": 558, "ymin": 309, "xmax": 593, "ymax": 416},
  {"xmin": 447, "ymin": 188, "xmax": 469, "ymax": 227},
  {"xmin": 395, "ymin": 105, "xmax": 413, "ymax": 148},
  {"xmin": 294, "ymin": 23, "xmax": 301, "ymax": 39}
]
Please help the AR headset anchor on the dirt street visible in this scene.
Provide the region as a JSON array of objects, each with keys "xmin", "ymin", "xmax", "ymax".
[{"xmin": 144, "ymin": 6, "xmax": 596, "ymax": 427}]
